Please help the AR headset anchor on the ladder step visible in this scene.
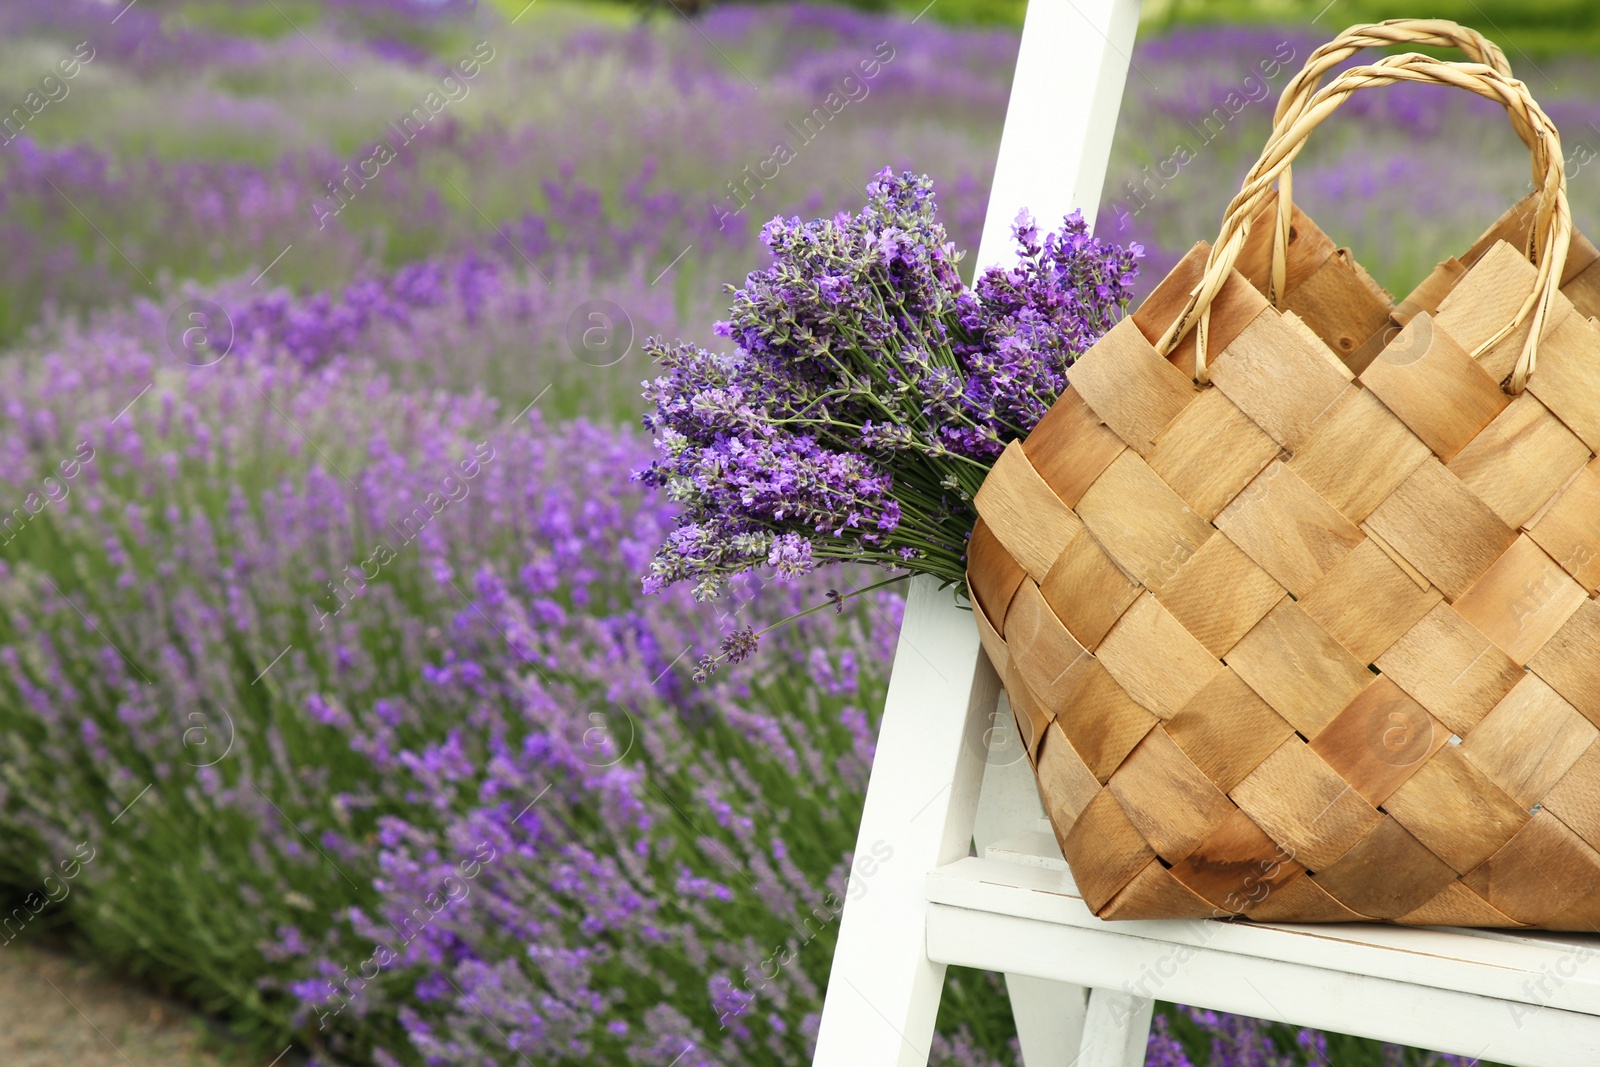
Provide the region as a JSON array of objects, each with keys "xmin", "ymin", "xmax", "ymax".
[{"xmin": 985, "ymin": 828, "xmax": 1068, "ymax": 872}]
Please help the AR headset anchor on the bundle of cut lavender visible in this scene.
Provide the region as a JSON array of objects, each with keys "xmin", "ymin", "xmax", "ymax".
[{"xmin": 636, "ymin": 168, "xmax": 1142, "ymax": 671}]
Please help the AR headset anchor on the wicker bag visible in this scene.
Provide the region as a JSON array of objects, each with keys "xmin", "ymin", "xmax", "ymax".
[{"xmin": 967, "ymin": 22, "xmax": 1600, "ymax": 930}]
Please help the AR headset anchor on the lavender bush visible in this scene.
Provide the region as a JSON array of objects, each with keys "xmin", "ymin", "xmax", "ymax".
[
  {"xmin": 0, "ymin": 289, "xmax": 929, "ymax": 1065},
  {"xmin": 86, "ymin": 250, "xmax": 681, "ymax": 417},
  {"xmin": 0, "ymin": 1, "xmax": 1014, "ymax": 350}
]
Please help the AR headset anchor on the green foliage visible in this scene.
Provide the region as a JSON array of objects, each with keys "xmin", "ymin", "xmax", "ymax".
[
  {"xmin": 1139, "ymin": 0, "xmax": 1600, "ymax": 55},
  {"xmin": 170, "ymin": 0, "xmax": 327, "ymax": 38},
  {"xmin": 899, "ymin": 0, "xmax": 1025, "ymax": 26},
  {"xmin": 934, "ymin": 966, "xmax": 1024, "ymax": 1055},
  {"xmin": 505, "ymin": 0, "xmax": 1017, "ymax": 26},
  {"xmin": 545, "ymin": 0, "xmax": 1600, "ymax": 41}
]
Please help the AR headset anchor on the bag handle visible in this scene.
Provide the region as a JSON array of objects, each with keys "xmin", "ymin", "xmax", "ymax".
[
  {"xmin": 1262, "ymin": 20, "xmax": 1535, "ymax": 307},
  {"xmin": 1155, "ymin": 53, "xmax": 1570, "ymax": 394}
]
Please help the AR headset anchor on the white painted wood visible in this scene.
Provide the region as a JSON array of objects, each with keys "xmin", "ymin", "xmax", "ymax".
[
  {"xmin": 928, "ymin": 833, "xmax": 1600, "ymax": 1063},
  {"xmin": 973, "ymin": 0, "xmax": 1143, "ymax": 265},
  {"xmin": 1005, "ymin": 974, "xmax": 1090, "ymax": 1067},
  {"xmin": 1079, "ymin": 990, "xmax": 1154, "ymax": 1067},
  {"xmin": 812, "ymin": 576, "xmax": 1000, "ymax": 1067},
  {"xmin": 929, "ymin": 904, "xmax": 1600, "ymax": 1067},
  {"xmin": 971, "ymin": 830, "xmax": 1600, "ymax": 1011},
  {"xmin": 978, "ymin": 701, "xmax": 1084, "ymax": 1067},
  {"xmin": 972, "ymin": 690, "xmax": 1045, "ymax": 854},
  {"xmin": 987, "ymin": 828, "xmax": 1070, "ymax": 874},
  {"xmin": 927, "ymin": 849, "xmax": 1600, "ymax": 1015},
  {"xmin": 976, "ymin": 680, "xmax": 1082, "ymax": 1067}
]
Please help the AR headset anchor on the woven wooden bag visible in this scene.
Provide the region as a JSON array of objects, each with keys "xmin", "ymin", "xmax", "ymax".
[{"xmin": 967, "ymin": 23, "xmax": 1600, "ymax": 930}]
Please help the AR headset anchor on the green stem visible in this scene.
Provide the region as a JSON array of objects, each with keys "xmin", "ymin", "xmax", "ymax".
[{"xmin": 744, "ymin": 572, "xmax": 914, "ymax": 643}]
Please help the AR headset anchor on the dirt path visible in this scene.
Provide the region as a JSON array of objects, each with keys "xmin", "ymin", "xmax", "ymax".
[{"xmin": 0, "ymin": 941, "xmax": 261, "ymax": 1067}]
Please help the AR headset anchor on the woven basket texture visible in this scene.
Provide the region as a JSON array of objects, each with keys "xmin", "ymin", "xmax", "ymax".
[{"xmin": 968, "ymin": 173, "xmax": 1600, "ymax": 928}]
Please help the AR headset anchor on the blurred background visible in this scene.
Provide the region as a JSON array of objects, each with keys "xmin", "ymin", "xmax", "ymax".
[{"xmin": 0, "ymin": 0, "xmax": 1591, "ymax": 1064}]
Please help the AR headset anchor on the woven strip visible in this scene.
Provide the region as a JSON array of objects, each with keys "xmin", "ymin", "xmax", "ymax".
[
  {"xmin": 1262, "ymin": 20, "xmax": 1525, "ymax": 307},
  {"xmin": 1157, "ymin": 53, "xmax": 1571, "ymax": 391},
  {"xmin": 971, "ymin": 194, "xmax": 1600, "ymax": 930}
]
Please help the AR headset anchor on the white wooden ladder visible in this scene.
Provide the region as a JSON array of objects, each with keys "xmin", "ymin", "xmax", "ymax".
[{"xmin": 812, "ymin": 2, "xmax": 1600, "ymax": 1064}]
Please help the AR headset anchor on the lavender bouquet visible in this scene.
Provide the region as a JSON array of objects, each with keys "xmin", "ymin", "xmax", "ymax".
[{"xmin": 637, "ymin": 169, "xmax": 1141, "ymax": 666}]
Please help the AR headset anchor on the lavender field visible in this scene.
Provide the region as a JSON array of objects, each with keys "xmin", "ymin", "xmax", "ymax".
[{"xmin": 0, "ymin": 1, "xmax": 1590, "ymax": 1065}]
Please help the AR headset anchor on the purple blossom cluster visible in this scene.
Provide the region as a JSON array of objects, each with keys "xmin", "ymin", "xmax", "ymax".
[
  {"xmin": 965, "ymin": 210, "xmax": 1144, "ymax": 446},
  {"xmin": 0, "ymin": 0, "xmax": 265, "ymax": 74},
  {"xmin": 0, "ymin": 0, "xmax": 477, "ymax": 74},
  {"xmin": 637, "ymin": 168, "xmax": 1141, "ymax": 600},
  {"xmin": 89, "ymin": 249, "xmax": 679, "ymax": 419},
  {"xmin": 1146, "ymin": 1006, "xmax": 1484, "ymax": 1067}
]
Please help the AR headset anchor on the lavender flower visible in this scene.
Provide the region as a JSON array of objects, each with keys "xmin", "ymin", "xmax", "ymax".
[{"xmin": 638, "ymin": 168, "xmax": 1141, "ymax": 600}]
